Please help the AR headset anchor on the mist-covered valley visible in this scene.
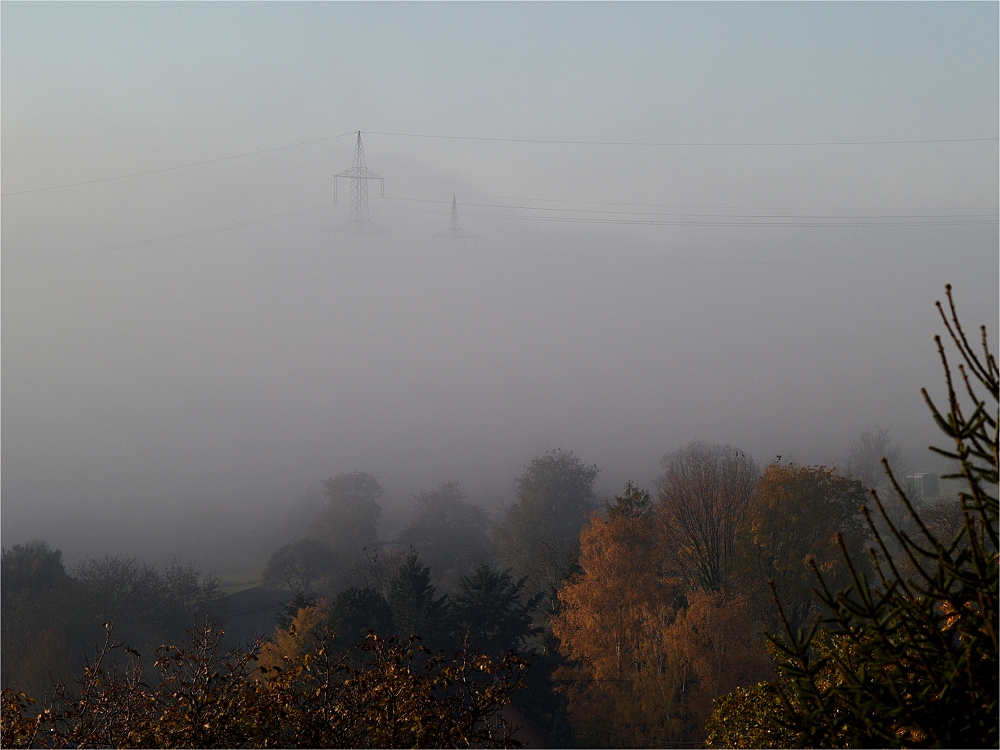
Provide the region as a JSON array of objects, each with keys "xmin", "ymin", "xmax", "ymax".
[
  {"xmin": 4, "ymin": 218, "xmax": 993, "ymax": 578},
  {"xmin": 2, "ymin": 3, "xmax": 997, "ymax": 746}
]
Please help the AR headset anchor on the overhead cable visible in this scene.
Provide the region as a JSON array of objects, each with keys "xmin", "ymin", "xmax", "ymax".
[
  {"xmin": 379, "ymin": 196, "xmax": 997, "ymax": 222},
  {"xmin": 4, "ymin": 203, "xmax": 336, "ymax": 268},
  {"xmin": 389, "ymin": 193, "xmax": 998, "ymax": 213},
  {"xmin": 367, "ymin": 130, "xmax": 999, "ymax": 147},
  {"xmin": 4, "ymin": 194, "xmax": 995, "ymax": 269},
  {"xmin": 1, "ymin": 132, "xmax": 357, "ymax": 197},
  {"xmin": 5, "ymin": 129, "xmax": 996, "ymax": 197}
]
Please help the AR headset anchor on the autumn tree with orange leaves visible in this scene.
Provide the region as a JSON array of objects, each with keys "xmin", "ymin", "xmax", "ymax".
[
  {"xmin": 634, "ymin": 591, "xmax": 771, "ymax": 746},
  {"xmin": 553, "ymin": 483, "xmax": 664, "ymax": 679},
  {"xmin": 552, "ymin": 482, "xmax": 666, "ymax": 746},
  {"xmin": 553, "ymin": 482, "xmax": 770, "ymax": 747}
]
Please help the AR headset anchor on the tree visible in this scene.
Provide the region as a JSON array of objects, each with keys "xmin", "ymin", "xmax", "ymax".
[
  {"xmin": 260, "ymin": 604, "xmax": 332, "ymax": 672},
  {"xmin": 704, "ymin": 680, "xmax": 793, "ymax": 748},
  {"xmin": 494, "ymin": 450, "xmax": 600, "ymax": 598},
  {"xmin": 1, "ymin": 541, "xmax": 68, "ymax": 604},
  {"xmin": 605, "ymin": 481, "xmax": 653, "ymax": 520},
  {"xmin": 395, "ymin": 481, "xmax": 493, "ymax": 592},
  {"xmin": 845, "ymin": 425, "xmax": 906, "ymax": 491},
  {"xmin": 355, "ymin": 545, "xmax": 408, "ymax": 600},
  {"xmin": 845, "ymin": 425, "xmax": 923, "ymax": 544},
  {"xmin": 712, "ymin": 285, "xmax": 998, "ymax": 747},
  {"xmin": 387, "ymin": 552, "xmax": 450, "ymax": 650},
  {"xmin": 557, "ymin": 577, "xmax": 769, "ymax": 746},
  {"xmin": 313, "ymin": 470, "xmax": 383, "ymax": 561},
  {"xmin": 450, "ymin": 564, "xmax": 542, "ymax": 660},
  {"xmin": 72, "ymin": 555, "xmax": 223, "ymax": 662},
  {"xmin": 261, "ymin": 538, "xmax": 337, "ymax": 593},
  {"xmin": 1, "ymin": 542, "xmax": 78, "ymax": 699},
  {"xmin": 731, "ymin": 464, "xmax": 870, "ymax": 633},
  {"xmin": 657, "ymin": 442, "xmax": 759, "ymax": 593},
  {"xmin": 329, "ymin": 586, "xmax": 395, "ymax": 647},
  {"xmin": 275, "ymin": 587, "xmax": 317, "ymax": 630},
  {"xmin": 159, "ymin": 560, "xmax": 223, "ymax": 617},
  {"xmin": 73, "ymin": 555, "xmax": 163, "ymax": 632},
  {"xmin": 554, "ymin": 483, "xmax": 663, "ymax": 685},
  {"xmin": 2, "ymin": 549, "xmax": 221, "ymax": 702},
  {"xmin": 2, "ymin": 620, "xmax": 529, "ymax": 748},
  {"xmin": 638, "ymin": 591, "xmax": 772, "ymax": 747},
  {"xmin": 552, "ymin": 482, "xmax": 678, "ymax": 747},
  {"xmin": 552, "ymin": 484, "xmax": 771, "ymax": 747}
]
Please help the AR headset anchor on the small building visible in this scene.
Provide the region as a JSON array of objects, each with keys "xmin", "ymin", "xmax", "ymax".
[{"xmin": 908, "ymin": 473, "xmax": 940, "ymax": 497}]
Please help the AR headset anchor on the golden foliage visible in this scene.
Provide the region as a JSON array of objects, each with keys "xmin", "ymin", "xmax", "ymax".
[
  {"xmin": 1, "ymin": 620, "xmax": 528, "ymax": 748},
  {"xmin": 553, "ymin": 488, "xmax": 770, "ymax": 747},
  {"xmin": 553, "ymin": 505, "xmax": 663, "ymax": 682},
  {"xmin": 258, "ymin": 603, "xmax": 330, "ymax": 674}
]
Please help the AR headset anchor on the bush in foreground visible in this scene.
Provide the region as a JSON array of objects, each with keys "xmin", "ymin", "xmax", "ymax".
[{"xmin": 2, "ymin": 619, "xmax": 528, "ymax": 748}]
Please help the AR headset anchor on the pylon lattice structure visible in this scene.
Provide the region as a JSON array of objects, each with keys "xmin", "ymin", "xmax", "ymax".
[
  {"xmin": 434, "ymin": 194, "xmax": 476, "ymax": 246},
  {"xmin": 334, "ymin": 132, "xmax": 384, "ymax": 233}
]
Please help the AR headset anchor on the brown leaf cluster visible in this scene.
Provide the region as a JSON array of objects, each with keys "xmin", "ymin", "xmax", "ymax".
[
  {"xmin": 1, "ymin": 618, "xmax": 528, "ymax": 748},
  {"xmin": 552, "ymin": 499, "xmax": 770, "ymax": 747}
]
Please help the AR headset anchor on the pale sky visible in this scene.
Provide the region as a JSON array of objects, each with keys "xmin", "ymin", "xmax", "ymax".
[{"xmin": 2, "ymin": 2, "xmax": 997, "ymax": 573}]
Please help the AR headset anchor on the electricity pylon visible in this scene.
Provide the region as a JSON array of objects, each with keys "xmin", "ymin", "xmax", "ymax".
[
  {"xmin": 334, "ymin": 132, "xmax": 384, "ymax": 233},
  {"xmin": 433, "ymin": 194, "xmax": 475, "ymax": 246},
  {"xmin": 448, "ymin": 194, "xmax": 461, "ymax": 233}
]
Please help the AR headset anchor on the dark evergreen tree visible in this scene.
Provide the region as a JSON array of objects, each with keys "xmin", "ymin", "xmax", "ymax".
[
  {"xmin": 329, "ymin": 586, "xmax": 395, "ymax": 647},
  {"xmin": 604, "ymin": 480, "xmax": 652, "ymax": 520},
  {"xmin": 387, "ymin": 552, "xmax": 449, "ymax": 649},
  {"xmin": 450, "ymin": 564, "xmax": 542, "ymax": 659},
  {"xmin": 707, "ymin": 286, "xmax": 998, "ymax": 748}
]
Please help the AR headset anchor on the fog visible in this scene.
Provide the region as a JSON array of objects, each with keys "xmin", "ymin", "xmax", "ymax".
[{"xmin": 3, "ymin": 3, "xmax": 997, "ymax": 578}]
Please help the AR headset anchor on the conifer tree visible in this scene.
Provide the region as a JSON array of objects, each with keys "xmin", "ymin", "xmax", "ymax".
[
  {"xmin": 388, "ymin": 552, "xmax": 449, "ymax": 649},
  {"xmin": 451, "ymin": 564, "xmax": 542, "ymax": 659},
  {"xmin": 329, "ymin": 585, "xmax": 395, "ymax": 646},
  {"xmin": 707, "ymin": 286, "xmax": 998, "ymax": 748}
]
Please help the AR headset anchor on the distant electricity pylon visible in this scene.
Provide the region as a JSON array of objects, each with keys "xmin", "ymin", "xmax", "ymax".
[
  {"xmin": 334, "ymin": 132, "xmax": 384, "ymax": 233},
  {"xmin": 433, "ymin": 195, "xmax": 475, "ymax": 246}
]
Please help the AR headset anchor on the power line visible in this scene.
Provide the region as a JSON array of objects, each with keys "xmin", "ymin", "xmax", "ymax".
[
  {"xmin": 415, "ymin": 193, "xmax": 999, "ymax": 214},
  {"xmin": 380, "ymin": 196, "xmax": 997, "ymax": 222},
  {"xmin": 1, "ymin": 132, "xmax": 357, "ymax": 197},
  {"xmin": 433, "ymin": 195, "xmax": 476, "ymax": 246},
  {"xmin": 382, "ymin": 205, "xmax": 995, "ymax": 227},
  {"xmin": 4, "ymin": 191, "xmax": 994, "ymax": 270},
  {"xmin": 3, "ymin": 203, "xmax": 336, "ymax": 268},
  {"xmin": 367, "ymin": 130, "xmax": 999, "ymax": 148},
  {"xmin": 4, "ymin": 129, "xmax": 996, "ymax": 198},
  {"xmin": 378, "ymin": 197, "xmax": 997, "ymax": 228},
  {"xmin": 381, "ymin": 207, "xmax": 994, "ymax": 227},
  {"xmin": 457, "ymin": 212, "xmax": 994, "ymax": 228}
]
